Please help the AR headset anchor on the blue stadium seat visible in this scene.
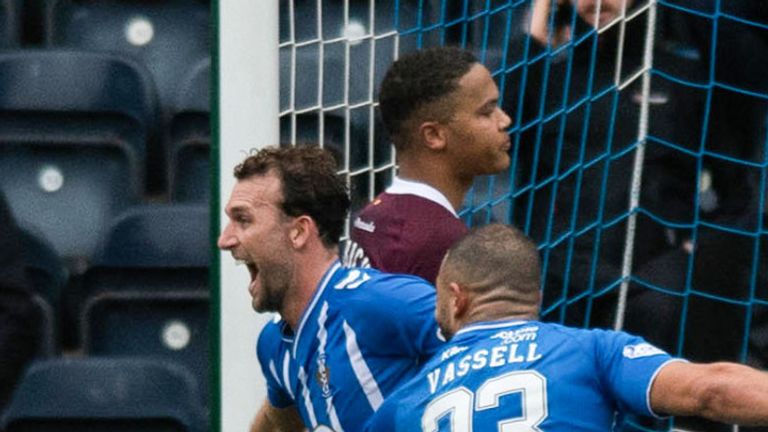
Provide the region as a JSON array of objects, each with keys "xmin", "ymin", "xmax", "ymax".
[
  {"xmin": 0, "ymin": 0, "xmax": 21, "ymax": 48},
  {"xmin": 0, "ymin": 357, "xmax": 207, "ymax": 432},
  {"xmin": 45, "ymin": 0, "xmax": 209, "ymax": 117},
  {"xmin": 168, "ymin": 58, "xmax": 210, "ymax": 203},
  {"xmin": 79, "ymin": 204, "xmax": 210, "ymax": 408},
  {"xmin": 45, "ymin": 0, "xmax": 211, "ymax": 191},
  {"xmin": 0, "ymin": 49, "xmax": 157, "ymax": 269}
]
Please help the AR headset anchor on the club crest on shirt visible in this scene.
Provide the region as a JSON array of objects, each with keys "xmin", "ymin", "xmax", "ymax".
[
  {"xmin": 315, "ymin": 354, "xmax": 332, "ymax": 398},
  {"xmin": 623, "ymin": 343, "xmax": 666, "ymax": 359},
  {"xmin": 490, "ymin": 326, "xmax": 539, "ymax": 345}
]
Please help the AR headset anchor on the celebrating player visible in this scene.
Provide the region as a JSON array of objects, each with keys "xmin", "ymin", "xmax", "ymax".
[
  {"xmin": 218, "ymin": 146, "xmax": 444, "ymax": 432},
  {"xmin": 365, "ymin": 224, "xmax": 768, "ymax": 431},
  {"xmin": 346, "ymin": 46, "xmax": 512, "ymax": 283}
]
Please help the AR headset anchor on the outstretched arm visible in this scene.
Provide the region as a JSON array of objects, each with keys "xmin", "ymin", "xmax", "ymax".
[
  {"xmin": 651, "ymin": 361, "xmax": 768, "ymax": 426},
  {"xmin": 250, "ymin": 401, "xmax": 305, "ymax": 432},
  {"xmin": 529, "ymin": 0, "xmax": 571, "ymax": 47}
]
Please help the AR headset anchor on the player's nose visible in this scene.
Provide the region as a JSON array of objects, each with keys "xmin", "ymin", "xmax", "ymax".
[
  {"xmin": 217, "ymin": 223, "xmax": 238, "ymax": 250},
  {"xmin": 497, "ymin": 106, "xmax": 512, "ymax": 130}
]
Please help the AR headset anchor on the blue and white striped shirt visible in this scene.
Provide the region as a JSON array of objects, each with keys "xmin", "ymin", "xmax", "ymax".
[{"xmin": 257, "ymin": 261, "xmax": 444, "ymax": 431}]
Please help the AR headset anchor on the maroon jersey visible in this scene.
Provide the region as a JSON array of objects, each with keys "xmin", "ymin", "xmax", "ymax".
[{"xmin": 345, "ymin": 178, "xmax": 468, "ymax": 284}]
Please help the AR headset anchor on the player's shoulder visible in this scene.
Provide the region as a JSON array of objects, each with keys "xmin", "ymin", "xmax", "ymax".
[
  {"xmin": 358, "ymin": 192, "xmax": 460, "ymax": 223},
  {"xmin": 542, "ymin": 322, "xmax": 661, "ymax": 359},
  {"xmin": 256, "ymin": 314, "xmax": 291, "ymax": 358},
  {"xmin": 328, "ymin": 266, "xmax": 435, "ymax": 314},
  {"xmin": 537, "ymin": 320, "xmax": 607, "ymax": 339},
  {"xmin": 331, "ymin": 266, "xmax": 432, "ymax": 299}
]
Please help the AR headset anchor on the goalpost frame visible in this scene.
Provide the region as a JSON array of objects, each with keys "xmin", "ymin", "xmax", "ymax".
[{"xmin": 215, "ymin": 1, "xmax": 279, "ymax": 431}]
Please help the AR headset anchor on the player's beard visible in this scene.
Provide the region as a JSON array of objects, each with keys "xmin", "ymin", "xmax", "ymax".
[{"xmin": 251, "ymin": 259, "xmax": 293, "ymax": 313}]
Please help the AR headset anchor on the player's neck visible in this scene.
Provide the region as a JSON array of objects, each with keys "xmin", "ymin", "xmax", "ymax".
[
  {"xmin": 462, "ymin": 305, "xmax": 539, "ymax": 328},
  {"xmin": 280, "ymin": 249, "xmax": 340, "ymax": 330},
  {"xmin": 398, "ymin": 158, "xmax": 472, "ymax": 212}
]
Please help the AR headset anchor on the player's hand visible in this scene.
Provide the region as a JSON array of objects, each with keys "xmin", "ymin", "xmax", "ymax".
[{"xmin": 530, "ymin": 0, "xmax": 572, "ymax": 47}]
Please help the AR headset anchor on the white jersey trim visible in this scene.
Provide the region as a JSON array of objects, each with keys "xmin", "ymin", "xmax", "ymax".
[
  {"xmin": 268, "ymin": 360, "xmax": 281, "ymax": 389},
  {"xmin": 293, "ymin": 261, "xmax": 342, "ymax": 359},
  {"xmin": 646, "ymin": 358, "xmax": 689, "ymax": 418},
  {"xmin": 317, "ymin": 302, "xmax": 344, "ymax": 432},
  {"xmin": 386, "ymin": 176, "xmax": 459, "ymax": 217},
  {"xmin": 282, "ymin": 351, "xmax": 295, "ymax": 400},
  {"xmin": 454, "ymin": 320, "xmax": 529, "ymax": 337},
  {"xmin": 298, "ymin": 366, "xmax": 318, "ymax": 428},
  {"xmin": 343, "ymin": 320, "xmax": 385, "ymax": 411}
]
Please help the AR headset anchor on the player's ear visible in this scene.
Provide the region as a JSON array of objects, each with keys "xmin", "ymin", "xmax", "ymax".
[
  {"xmin": 289, "ymin": 215, "xmax": 315, "ymax": 249},
  {"xmin": 419, "ymin": 120, "xmax": 447, "ymax": 151},
  {"xmin": 449, "ymin": 282, "xmax": 469, "ymax": 318}
]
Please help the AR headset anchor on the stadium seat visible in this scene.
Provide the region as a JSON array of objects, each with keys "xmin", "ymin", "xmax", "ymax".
[
  {"xmin": 18, "ymin": 228, "xmax": 68, "ymax": 357},
  {"xmin": 44, "ymin": 0, "xmax": 211, "ymax": 191},
  {"xmin": 0, "ymin": 0, "xmax": 21, "ymax": 48},
  {"xmin": 79, "ymin": 204, "xmax": 210, "ymax": 408},
  {"xmin": 0, "ymin": 357, "xmax": 207, "ymax": 432},
  {"xmin": 0, "ymin": 49, "xmax": 156, "ymax": 269},
  {"xmin": 44, "ymin": 0, "xmax": 209, "ymax": 114},
  {"xmin": 168, "ymin": 58, "xmax": 210, "ymax": 203}
]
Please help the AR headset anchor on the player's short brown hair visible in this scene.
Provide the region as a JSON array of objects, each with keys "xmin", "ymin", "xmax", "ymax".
[{"xmin": 234, "ymin": 145, "xmax": 350, "ymax": 248}]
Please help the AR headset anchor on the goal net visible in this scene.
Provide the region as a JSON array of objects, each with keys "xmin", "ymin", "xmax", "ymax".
[{"xmin": 278, "ymin": 2, "xmax": 768, "ymax": 430}]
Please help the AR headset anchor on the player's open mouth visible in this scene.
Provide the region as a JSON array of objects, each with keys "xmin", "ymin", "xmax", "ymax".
[
  {"xmin": 236, "ymin": 259, "xmax": 260, "ymax": 293},
  {"xmin": 244, "ymin": 262, "xmax": 258, "ymax": 278}
]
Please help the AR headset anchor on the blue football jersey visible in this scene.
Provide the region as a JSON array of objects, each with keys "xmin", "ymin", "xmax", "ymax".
[
  {"xmin": 256, "ymin": 261, "xmax": 445, "ymax": 432},
  {"xmin": 365, "ymin": 319, "xmax": 683, "ymax": 432}
]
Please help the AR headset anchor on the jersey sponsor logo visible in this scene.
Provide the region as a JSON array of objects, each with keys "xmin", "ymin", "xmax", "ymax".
[
  {"xmin": 622, "ymin": 343, "xmax": 666, "ymax": 359},
  {"xmin": 440, "ymin": 345, "xmax": 469, "ymax": 361},
  {"xmin": 490, "ymin": 326, "xmax": 539, "ymax": 345},
  {"xmin": 315, "ymin": 354, "xmax": 333, "ymax": 398},
  {"xmin": 353, "ymin": 216, "xmax": 376, "ymax": 233}
]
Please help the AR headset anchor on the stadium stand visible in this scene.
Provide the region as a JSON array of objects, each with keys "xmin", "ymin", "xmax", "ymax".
[
  {"xmin": 18, "ymin": 228, "xmax": 68, "ymax": 357},
  {"xmin": 0, "ymin": 49, "xmax": 156, "ymax": 271},
  {"xmin": 78, "ymin": 204, "xmax": 210, "ymax": 408},
  {"xmin": 44, "ymin": 0, "xmax": 211, "ymax": 193},
  {"xmin": 168, "ymin": 58, "xmax": 210, "ymax": 203},
  {"xmin": 0, "ymin": 1, "xmax": 212, "ymax": 428},
  {"xmin": 0, "ymin": 357, "xmax": 207, "ymax": 432},
  {"xmin": 0, "ymin": 0, "xmax": 21, "ymax": 48}
]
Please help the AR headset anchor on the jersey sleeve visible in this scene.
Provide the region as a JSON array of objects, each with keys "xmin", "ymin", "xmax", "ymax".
[
  {"xmin": 255, "ymin": 321, "xmax": 295, "ymax": 409},
  {"xmin": 592, "ymin": 330, "xmax": 680, "ymax": 417}
]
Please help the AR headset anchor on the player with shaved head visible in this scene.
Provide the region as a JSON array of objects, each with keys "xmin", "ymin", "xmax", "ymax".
[{"xmin": 366, "ymin": 224, "xmax": 768, "ymax": 431}]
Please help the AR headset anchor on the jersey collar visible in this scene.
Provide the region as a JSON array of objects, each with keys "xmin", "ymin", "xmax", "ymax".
[
  {"xmin": 453, "ymin": 319, "xmax": 532, "ymax": 339},
  {"xmin": 291, "ymin": 260, "xmax": 343, "ymax": 359},
  {"xmin": 386, "ymin": 176, "xmax": 459, "ymax": 217}
]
